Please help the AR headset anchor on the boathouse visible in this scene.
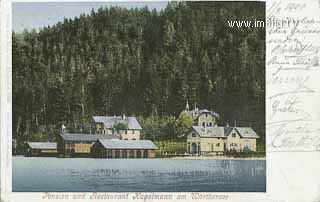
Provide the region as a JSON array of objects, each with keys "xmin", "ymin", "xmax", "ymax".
[
  {"xmin": 26, "ymin": 142, "xmax": 57, "ymax": 157},
  {"xmin": 91, "ymin": 139, "xmax": 158, "ymax": 158},
  {"xmin": 56, "ymin": 133, "xmax": 119, "ymax": 157}
]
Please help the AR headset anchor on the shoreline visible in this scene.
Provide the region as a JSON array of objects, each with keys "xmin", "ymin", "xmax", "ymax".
[
  {"xmin": 166, "ymin": 156, "xmax": 266, "ymax": 160},
  {"xmin": 13, "ymin": 155, "xmax": 266, "ymax": 160}
]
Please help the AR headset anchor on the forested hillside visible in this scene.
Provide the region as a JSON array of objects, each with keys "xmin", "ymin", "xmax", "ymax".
[{"xmin": 12, "ymin": 2, "xmax": 265, "ymax": 145}]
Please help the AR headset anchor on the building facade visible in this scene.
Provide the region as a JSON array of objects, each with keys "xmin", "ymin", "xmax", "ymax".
[
  {"xmin": 187, "ymin": 126, "xmax": 259, "ymax": 155},
  {"xmin": 91, "ymin": 139, "xmax": 157, "ymax": 158},
  {"xmin": 92, "ymin": 115, "xmax": 142, "ymax": 140},
  {"xmin": 185, "ymin": 106, "xmax": 259, "ymax": 155}
]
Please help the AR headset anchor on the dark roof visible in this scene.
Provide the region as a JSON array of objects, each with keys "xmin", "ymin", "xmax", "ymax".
[
  {"xmin": 27, "ymin": 142, "xmax": 57, "ymax": 150},
  {"xmin": 224, "ymin": 127, "xmax": 234, "ymax": 136},
  {"xmin": 97, "ymin": 139, "xmax": 158, "ymax": 150},
  {"xmin": 192, "ymin": 126, "xmax": 225, "ymax": 137},
  {"xmin": 235, "ymin": 127, "xmax": 260, "ymax": 138},
  {"xmin": 187, "ymin": 109, "xmax": 220, "ymax": 120},
  {"xmin": 92, "ymin": 116, "xmax": 142, "ymax": 130},
  {"xmin": 192, "ymin": 126, "xmax": 259, "ymax": 139},
  {"xmin": 59, "ymin": 133, "xmax": 119, "ymax": 142}
]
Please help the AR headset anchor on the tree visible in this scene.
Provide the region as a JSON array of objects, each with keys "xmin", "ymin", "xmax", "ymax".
[
  {"xmin": 113, "ymin": 122, "xmax": 128, "ymax": 132},
  {"xmin": 175, "ymin": 111, "xmax": 193, "ymax": 137},
  {"xmin": 12, "ymin": 2, "xmax": 265, "ymax": 147}
]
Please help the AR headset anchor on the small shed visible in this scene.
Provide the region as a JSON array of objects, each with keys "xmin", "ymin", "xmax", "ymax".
[
  {"xmin": 91, "ymin": 139, "xmax": 158, "ymax": 158},
  {"xmin": 26, "ymin": 142, "xmax": 57, "ymax": 157}
]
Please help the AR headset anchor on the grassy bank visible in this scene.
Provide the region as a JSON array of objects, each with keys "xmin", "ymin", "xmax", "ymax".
[{"xmin": 154, "ymin": 140, "xmax": 187, "ymax": 157}]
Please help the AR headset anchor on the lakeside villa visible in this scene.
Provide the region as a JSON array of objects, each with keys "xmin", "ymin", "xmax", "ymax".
[
  {"xmin": 185, "ymin": 102, "xmax": 260, "ymax": 155},
  {"xmin": 25, "ymin": 105, "xmax": 260, "ymax": 158},
  {"xmin": 92, "ymin": 115, "xmax": 142, "ymax": 140}
]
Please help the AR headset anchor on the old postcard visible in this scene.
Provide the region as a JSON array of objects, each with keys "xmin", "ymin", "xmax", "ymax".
[{"xmin": 0, "ymin": 0, "xmax": 319, "ymax": 202}]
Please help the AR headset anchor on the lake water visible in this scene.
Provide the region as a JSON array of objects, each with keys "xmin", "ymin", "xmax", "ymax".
[{"xmin": 13, "ymin": 157, "xmax": 265, "ymax": 192}]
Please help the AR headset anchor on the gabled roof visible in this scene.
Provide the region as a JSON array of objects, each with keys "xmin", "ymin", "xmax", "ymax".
[
  {"xmin": 235, "ymin": 127, "xmax": 260, "ymax": 138},
  {"xmin": 223, "ymin": 127, "xmax": 259, "ymax": 138},
  {"xmin": 192, "ymin": 126, "xmax": 225, "ymax": 138},
  {"xmin": 187, "ymin": 109, "xmax": 220, "ymax": 120},
  {"xmin": 27, "ymin": 142, "xmax": 57, "ymax": 150},
  {"xmin": 97, "ymin": 139, "xmax": 158, "ymax": 150},
  {"xmin": 59, "ymin": 133, "xmax": 119, "ymax": 142},
  {"xmin": 223, "ymin": 127, "xmax": 234, "ymax": 136},
  {"xmin": 92, "ymin": 116, "xmax": 142, "ymax": 130},
  {"xmin": 191, "ymin": 126, "xmax": 259, "ymax": 139}
]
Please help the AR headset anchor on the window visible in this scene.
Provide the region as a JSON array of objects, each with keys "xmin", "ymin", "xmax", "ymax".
[
  {"xmin": 129, "ymin": 150, "xmax": 134, "ymax": 158},
  {"xmin": 211, "ymin": 144, "xmax": 214, "ymax": 151},
  {"xmin": 107, "ymin": 150, "xmax": 112, "ymax": 158},
  {"xmin": 115, "ymin": 150, "xmax": 121, "ymax": 158},
  {"xmin": 136, "ymin": 150, "xmax": 142, "ymax": 158},
  {"xmin": 133, "ymin": 130, "xmax": 135, "ymax": 134},
  {"xmin": 125, "ymin": 130, "xmax": 127, "ymax": 134},
  {"xmin": 209, "ymin": 122, "xmax": 212, "ymax": 126},
  {"xmin": 132, "ymin": 138, "xmax": 136, "ymax": 140},
  {"xmin": 122, "ymin": 150, "xmax": 128, "ymax": 158},
  {"xmin": 143, "ymin": 150, "xmax": 148, "ymax": 158},
  {"xmin": 232, "ymin": 133, "xmax": 236, "ymax": 138},
  {"xmin": 205, "ymin": 113, "xmax": 208, "ymax": 117},
  {"xmin": 202, "ymin": 122, "xmax": 205, "ymax": 127},
  {"xmin": 217, "ymin": 143, "xmax": 220, "ymax": 147},
  {"xmin": 230, "ymin": 143, "xmax": 233, "ymax": 146},
  {"xmin": 192, "ymin": 133, "xmax": 196, "ymax": 137}
]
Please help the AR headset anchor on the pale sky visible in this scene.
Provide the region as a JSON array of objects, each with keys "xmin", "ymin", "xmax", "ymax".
[{"xmin": 12, "ymin": 2, "xmax": 168, "ymax": 32}]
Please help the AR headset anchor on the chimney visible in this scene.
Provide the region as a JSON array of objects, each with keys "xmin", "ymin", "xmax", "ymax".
[
  {"xmin": 226, "ymin": 122, "xmax": 229, "ymax": 127},
  {"xmin": 122, "ymin": 114, "xmax": 126, "ymax": 120},
  {"xmin": 234, "ymin": 120, "xmax": 237, "ymax": 128}
]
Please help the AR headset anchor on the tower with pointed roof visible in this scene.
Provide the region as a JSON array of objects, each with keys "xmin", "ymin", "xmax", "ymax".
[{"xmin": 185, "ymin": 100, "xmax": 190, "ymax": 111}]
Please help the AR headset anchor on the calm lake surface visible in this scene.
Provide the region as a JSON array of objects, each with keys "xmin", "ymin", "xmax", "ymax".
[{"xmin": 13, "ymin": 157, "xmax": 265, "ymax": 192}]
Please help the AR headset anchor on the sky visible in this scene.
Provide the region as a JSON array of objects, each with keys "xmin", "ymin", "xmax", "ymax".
[{"xmin": 12, "ymin": 2, "xmax": 169, "ymax": 32}]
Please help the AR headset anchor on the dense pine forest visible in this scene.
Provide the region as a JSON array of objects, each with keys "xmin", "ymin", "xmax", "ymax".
[{"xmin": 12, "ymin": 2, "xmax": 265, "ymax": 147}]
